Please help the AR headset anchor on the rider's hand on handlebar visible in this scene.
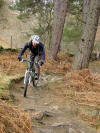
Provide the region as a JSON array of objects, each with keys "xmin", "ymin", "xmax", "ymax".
[{"xmin": 18, "ymin": 56, "xmax": 22, "ymax": 62}]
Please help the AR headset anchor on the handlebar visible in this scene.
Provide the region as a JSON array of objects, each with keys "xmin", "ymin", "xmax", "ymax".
[{"xmin": 21, "ymin": 58, "xmax": 40, "ymax": 65}]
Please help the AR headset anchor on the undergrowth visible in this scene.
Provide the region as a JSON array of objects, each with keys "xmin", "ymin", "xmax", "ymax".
[
  {"xmin": 62, "ymin": 14, "xmax": 82, "ymax": 44},
  {"xmin": 0, "ymin": 0, "xmax": 4, "ymax": 8},
  {"xmin": 0, "ymin": 100, "xmax": 32, "ymax": 133}
]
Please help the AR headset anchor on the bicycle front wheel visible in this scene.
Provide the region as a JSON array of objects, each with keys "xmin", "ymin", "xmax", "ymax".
[
  {"xmin": 24, "ymin": 82, "xmax": 28, "ymax": 97},
  {"xmin": 24, "ymin": 72, "xmax": 30, "ymax": 97}
]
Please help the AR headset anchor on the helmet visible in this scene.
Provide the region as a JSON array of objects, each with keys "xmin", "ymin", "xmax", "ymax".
[{"xmin": 31, "ymin": 35, "xmax": 40, "ymax": 44}]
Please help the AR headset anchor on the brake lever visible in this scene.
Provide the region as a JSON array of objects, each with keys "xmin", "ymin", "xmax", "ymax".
[{"xmin": 21, "ymin": 59, "xmax": 26, "ymax": 62}]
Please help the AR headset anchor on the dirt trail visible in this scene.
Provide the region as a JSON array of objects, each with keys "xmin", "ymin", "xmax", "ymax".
[{"xmin": 11, "ymin": 74, "xmax": 97, "ymax": 133}]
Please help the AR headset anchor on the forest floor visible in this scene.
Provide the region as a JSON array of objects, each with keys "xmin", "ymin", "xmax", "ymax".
[{"xmin": 0, "ymin": 50, "xmax": 100, "ymax": 133}]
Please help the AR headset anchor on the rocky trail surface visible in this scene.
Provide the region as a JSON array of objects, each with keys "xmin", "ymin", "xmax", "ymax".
[{"xmin": 10, "ymin": 74, "xmax": 97, "ymax": 133}]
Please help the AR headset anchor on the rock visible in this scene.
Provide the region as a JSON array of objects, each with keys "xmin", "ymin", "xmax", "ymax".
[
  {"xmin": 51, "ymin": 105, "xmax": 59, "ymax": 110},
  {"xmin": 44, "ymin": 102, "xmax": 48, "ymax": 105},
  {"xmin": 43, "ymin": 111, "xmax": 54, "ymax": 117},
  {"xmin": 24, "ymin": 108, "xmax": 35, "ymax": 111},
  {"xmin": 31, "ymin": 110, "xmax": 53, "ymax": 120},
  {"xmin": 51, "ymin": 122, "xmax": 68, "ymax": 127},
  {"xmin": 40, "ymin": 129, "xmax": 52, "ymax": 133},
  {"xmin": 32, "ymin": 111, "xmax": 44, "ymax": 120}
]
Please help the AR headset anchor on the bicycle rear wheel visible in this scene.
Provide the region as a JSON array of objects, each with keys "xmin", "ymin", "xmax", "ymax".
[
  {"xmin": 33, "ymin": 71, "xmax": 40, "ymax": 88},
  {"xmin": 33, "ymin": 78, "xmax": 38, "ymax": 88},
  {"xmin": 32, "ymin": 56, "xmax": 40, "ymax": 88}
]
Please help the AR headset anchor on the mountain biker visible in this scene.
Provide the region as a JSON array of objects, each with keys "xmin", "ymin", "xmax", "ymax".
[{"xmin": 18, "ymin": 35, "xmax": 45, "ymax": 80}]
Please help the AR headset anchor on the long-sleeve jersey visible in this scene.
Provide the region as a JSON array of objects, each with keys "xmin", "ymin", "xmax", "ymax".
[{"xmin": 19, "ymin": 41, "xmax": 45, "ymax": 61}]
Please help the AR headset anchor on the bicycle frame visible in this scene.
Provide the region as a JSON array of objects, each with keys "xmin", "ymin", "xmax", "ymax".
[{"xmin": 23, "ymin": 59, "xmax": 34, "ymax": 85}]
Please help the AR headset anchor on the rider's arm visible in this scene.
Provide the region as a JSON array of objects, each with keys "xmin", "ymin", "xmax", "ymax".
[{"xmin": 19, "ymin": 42, "xmax": 30, "ymax": 57}]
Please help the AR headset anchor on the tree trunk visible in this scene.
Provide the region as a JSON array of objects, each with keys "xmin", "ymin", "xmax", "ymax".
[
  {"xmin": 49, "ymin": 0, "xmax": 67, "ymax": 60},
  {"xmin": 72, "ymin": 0, "xmax": 100, "ymax": 70},
  {"xmin": 82, "ymin": 0, "xmax": 91, "ymax": 22}
]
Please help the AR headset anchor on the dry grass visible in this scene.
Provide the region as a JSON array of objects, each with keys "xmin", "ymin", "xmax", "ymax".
[
  {"xmin": 65, "ymin": 69, "xmax": 94, "ymax": 91},
  {"xmin": 80, "ymin": 114, "xmax": 100, "ymax": 128},
  {"xmin": 48, "ymin": 69, "xmax": 100, "ymax": 107},
  {"xmin": 0, "ymin": 51, "xmax": 25, "ymax": 75},
  {"xmin": 0, "ymin": 51, "xmax": 72, "ymax": 75},
  {"xmin": 41, "ymin": 51, "xmax": 72, "ymax": 74},
  {"xmin": 0, "ymin": 100, "xmax": 33, "ymax": 133},
  {"xmin": 65, "ymin": 69, "xmax": 100, "ymax": 106}
]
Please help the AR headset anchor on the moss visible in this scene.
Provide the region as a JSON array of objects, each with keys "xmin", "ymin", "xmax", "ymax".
[
  {"xmin": 0, "ymin": 88, "xmax": 12, "ymax": 101},
  {"xmin": 0, "ymin": 46, "xmax": 19, "ymax": 53},
  {"xmin": 0, "ymin": 86, "xmax": 5, "ymax": 89},
  {"xmin": 0, "ymin": 45, "xmax": 3, "ymax": 50},
  {"xmin": 0, "ymin": 72, "xmax": 24, "ymax": 90},
  {"xmin": 17, "ymin": 12, "xmax": 29, "ymax": 19},
  {"xmin": 4, "ymin": 48, "xmax": 18, "ymax": 52},
  {"xmin": 0, "ymin": 72, "xmax": 24, "ymax": 101}
]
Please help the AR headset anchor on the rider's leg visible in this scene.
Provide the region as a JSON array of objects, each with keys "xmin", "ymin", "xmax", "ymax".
[
  {"xmin": 30, "ymin": 52, "xmax": 35, "ymax": 67},
  {"xmin": 34, "ymin": 56, "xmax": 40, "ymax": 80},
  {"xmin": 30, "ymin": 53, "xmax": 40, "ymax": 80},
  {"xmin": 34, "ymin": 67, "xmax": 39, "ymax": 80},
  {"xmin": 35, "ymin": 66, "xmax": 39, "ymax": 73}
]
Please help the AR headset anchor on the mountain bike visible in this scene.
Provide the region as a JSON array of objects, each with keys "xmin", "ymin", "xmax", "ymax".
[{"xmin": 21, "ymin": 57, "xmax": 40, "ymax": 97}]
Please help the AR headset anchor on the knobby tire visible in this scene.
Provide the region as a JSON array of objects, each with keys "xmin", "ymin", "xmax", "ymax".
[
  {"xmin": 24, "ymin": 72, "xmax": 30, "ymax": 97},
  {"xmin": 33, "ymin": 79, "xmax": 38, "ymax": 88},
  {"xmin": 33, "ymin": 68, "xmax": 40, "ymax": 88},
  {"xmin": 24, "ymin": 82, "xmax": 28, "ymax": 97}
]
